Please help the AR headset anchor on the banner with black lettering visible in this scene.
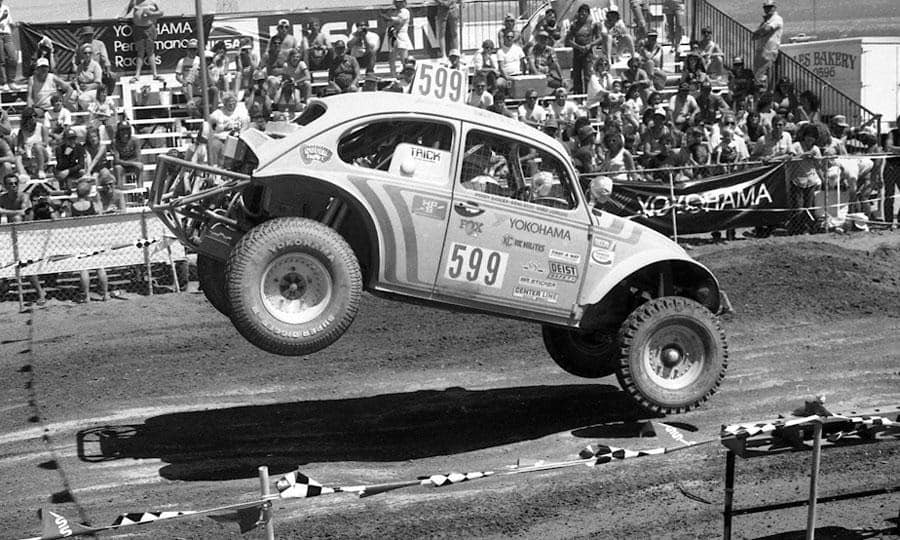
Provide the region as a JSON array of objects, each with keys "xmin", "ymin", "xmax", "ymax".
[
  {"xmin": 256, "ymin": 5, "xmax": 446, "ymax": 64},
  {"xmin": 19, "ymin": 16, "xmax": 214, "ymax": 76},
  {"xmin": 604, "ymin": 162, "xmax": 790, "ymax": 235}
]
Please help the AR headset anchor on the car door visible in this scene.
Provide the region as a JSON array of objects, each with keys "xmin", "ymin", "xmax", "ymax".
[
  {"xmin": 433, "ymin": 123, "xmax": 592, "ymax": 325},
  {"xmin": 337, "ymin": 117, "xmax": 458, "ymax": 297}
]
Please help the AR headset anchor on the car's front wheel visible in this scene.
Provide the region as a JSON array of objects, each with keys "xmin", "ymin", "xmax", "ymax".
[
  {"xmin": 616, "ymin": 297, "xmax": 727, "ymax": 414},
  {"xmin": 542, "ymin": 325, "xmax": 619, "ymax": 378},
  {"xmin": 226, "ymin": 217, "xmax": 362, "ymax": 356}
]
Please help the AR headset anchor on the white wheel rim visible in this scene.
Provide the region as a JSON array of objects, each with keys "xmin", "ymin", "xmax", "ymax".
[
  {"xmin": 260, "ymin": 253, "xmax": 333, "ymax": 325},
  {"xmin": 641, "ymin": 320, "xmax": 708, "ymax": 390}
]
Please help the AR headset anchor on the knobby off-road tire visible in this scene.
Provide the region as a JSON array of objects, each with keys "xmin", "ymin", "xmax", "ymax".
[
  {"xmin": 197, "ymin": 254, "xmax": 230, "ymax": 317},
  {"xmin": 616, "ymin": 297, "xmax": 727, "ymax": 414},
  {"xmin": 542, "ymin": 325, "xmax": 619, "ymax": 378},
  {"xmin": 226, "ymin": 217, "xmax": 362, "ymax": 356}
]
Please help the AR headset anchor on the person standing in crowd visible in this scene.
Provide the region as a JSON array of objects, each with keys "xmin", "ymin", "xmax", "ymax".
[
  {"xmin": 234, "ymin": 38, "xmax": 258, "ymax": 96},
  {"xmin": 636, "ymin": 31, "xmax": 665, "ymax": 90},
  {"xmin": 662, "ymin": 0, "xmax": 686, "ymax": 55},
  {"xmin": 517, "ymin": 88, "xmax": 546, "ymax": 128},
  {"xmin": 382, "ymin": 0, "xmax": 413, "ymax": 79},
  {"xmin": 127, "ymin": 0, "xmax": 164, "ymax": 83},
  {"xmin": 564, "ymin": 4, "xmax": 601, "ymax": 96},
  {"xmin": 533, "ymin": 8, "xmax": 561, "ymax": 48},
  {"xmin": 54, "ymin": 128, "xmax": 86, "ymax": 191},
  {"xmin": 112, "ymin": 121, "xmax": 143, "ymax": 186},
  {"xmin": 435, "ymin": 0, "xmax": 460, "ymax": 61},
  {"xmin": 628, "ymin": 0, "xmax": 651, "ymax": 41},
  {"xmin": 787, "ymin": 123, "xmax": 824, "ymax": 234},
  {"xmin": 601, "ymin": 5, "xmax": 635, "ymax": 65},
  {"xmin": 27, "ymin": 58, "xmax": 73, "ymax": 113},
  {"xmin": 348, "ymin": 20, "xmax": 380, "ymax": 77},
  {"xmin": 175, "ymin": 39, "xmax": 200, "ymax": 102},
  {"xmin": 306, "ymin": 19, "xmax": 332, "ymax": 74},
  {"xmin": 751, "ymin": 0, "xmax": 783, "ymax": 87},
  {"xmin": 0, "ymin": 174, "xmax": 46, "ymax": 304},
  {"xmin": 269, "ymin": 19, "xmax": 297, "ymax": 72},
  {"xmin": 0, "ymin": 0, "xmax": 18, "ymax": 91},
  {"xmin": 727, "ymin": 56, "xmax": 756, "ymax": 107},
  {"xmin": 884, "ymin": 115, "xmax": 900, "ymax": 229},
  {"xmin": 327, "ymin": 41, "xmax": 360, "ymax": 93}
]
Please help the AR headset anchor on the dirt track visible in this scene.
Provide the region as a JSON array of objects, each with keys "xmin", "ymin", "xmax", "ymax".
[{"xmin": 1, "ymin": 231, "xmax": 899, "ymax": 539}]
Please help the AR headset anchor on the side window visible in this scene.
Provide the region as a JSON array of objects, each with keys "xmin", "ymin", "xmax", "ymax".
[
  {"xmin": 338, "ymin": 120, "xmax": 453, "ymax": 183},
  {"xmin": 460, "ymin": 130, "xmax": 578, "ymax": 210}
]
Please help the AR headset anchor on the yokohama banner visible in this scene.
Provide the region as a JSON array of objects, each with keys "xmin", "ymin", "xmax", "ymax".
[
  {"xmin": 19, "ymin": 16, "xmax": 215, "ymax": 76},
  {"xmin": 605, "ymin": 162, "xmax": 791, "ymax": 235}
]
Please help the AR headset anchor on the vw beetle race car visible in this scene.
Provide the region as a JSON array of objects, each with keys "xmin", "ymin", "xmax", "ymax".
[{"xmin": 151, "ymin": 92, "xmax": 729, "ymax": 414}]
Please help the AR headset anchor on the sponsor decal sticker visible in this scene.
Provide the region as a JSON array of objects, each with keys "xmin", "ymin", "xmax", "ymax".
[
  {"xmin": 459, "ymin": 219, "xmax": 484, "ymax": 237},
  {"xmin": 453, "ymin": 204, "xmax": 485, "ymax": 218},
  {"xmin": 518, "ymin": 275, "xmax": 557, "ymax": 290},
  {"xmin": 513, "ymin": 286, "xmax": 559, "ymax": 304},
  {"xmin": 411, "ymin": 196, "xmax": 448, "ymax": 220},
  {"xmin": 501, "ymin": 234, "xmax": 546, "ymax": 253},
  {"xmin": 549, "ymin": 249, "xmax": 581, "ymax": 264},
  {"xmin": 548, "ymin": 261, "xmax": 578, "ymax": 282},
  {"xmin": 508, "ymin": 217, "xmax": 572, "ymax": 241},
  {"xmin": 299, "ymin": 144, "xmax": 333, "ymax": 164},
  {"xmin": 590, "ymin": 248, "xmax": 614, "ymax": 265},
  {"xmin": 593, "ymin": 237, "xmax": 615, "ymax": 250}
]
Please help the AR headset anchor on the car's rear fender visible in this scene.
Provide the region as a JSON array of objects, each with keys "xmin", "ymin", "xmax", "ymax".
[
  {"xmin": 251, "ymin": 174, "xmax": 382, "ymax": 288},
  {"xmin": 578, "ymin": 253, "xmax": 722, "ymax": 330}
]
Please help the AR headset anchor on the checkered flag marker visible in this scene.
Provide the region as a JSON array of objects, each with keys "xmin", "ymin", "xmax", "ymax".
[{"xmin": 276, "ymin": 471, "xmax": 336, "ymax": 499}]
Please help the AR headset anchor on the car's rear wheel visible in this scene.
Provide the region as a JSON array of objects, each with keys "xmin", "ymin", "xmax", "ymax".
[
  {"xmin": 226, "ymin": 217, "xmax": 362, "ymax": 356},
  {"xmin": 197, "ymin": 254, "xmax": 230, "ymax": 317},
  {"xmin": 542, "ymin": 325, "xmax": 619, "ymax": 378},
  {"xmin": 616, "ymin": 297, "xmax": 727, "ymax": 414}
]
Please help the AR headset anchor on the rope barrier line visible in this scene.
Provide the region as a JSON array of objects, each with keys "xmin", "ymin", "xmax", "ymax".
[
  {"xmin": 18, "ymin": 241, "xmax": 97, "ymax": 539},
  {"xmin": 18, "ymin": 403, "xmax": 900, "ymax": 539},
  {"xmin": 0, "ymin": 239, "xmax": 162, "ymax": 272}
]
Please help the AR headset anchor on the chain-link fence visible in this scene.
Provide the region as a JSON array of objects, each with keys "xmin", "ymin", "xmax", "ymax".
[
  {"xmin": 0, "ymin": 209, "xmax": 188, "ymax": 309},
  {"xmin": 591, "ymin": 154, "xmax": 898, "ymax": 241}
]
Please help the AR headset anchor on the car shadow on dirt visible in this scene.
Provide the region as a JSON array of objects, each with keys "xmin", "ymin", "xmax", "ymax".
[
  {"xmin": 752, "ymin": 524, "xmax": 900, "ymax": 539},
  {"xmin": 75, "ymin": 383, "xmax": 660, "ymax": 481}
]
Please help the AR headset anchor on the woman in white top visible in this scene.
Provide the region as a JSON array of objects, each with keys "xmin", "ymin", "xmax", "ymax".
[
  {"xmin": 207, "ymin": 92, "xmax": 250, "ymax": 167},
  {"xmin": 382, "ymin": 0, "xmax": 412, "ymax": 78}
]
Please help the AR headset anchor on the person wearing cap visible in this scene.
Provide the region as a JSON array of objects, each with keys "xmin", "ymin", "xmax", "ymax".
[
  {"xmin": 28, "ymin": 36, "xmax": 56, "ymax": 77},
  {"xmin": 327, "ymin": 40, "xmax": 360, "ymax": 94},
  {"xmin": 127, "ymin": 0, "xmax": 164, "ymax": 83},
  {"xmin": 531, "ymin": 30, "xmax": 564, "ymax": 90},
  {"xmin": 54, "ymin": 128, "xmax": 86, "ymax": 190},
  {"xmin": 636, "ymin": 30, "xmax": 664, "ymax": 90},
  {"xmin": 272, "ymin": 19, "xmax": 299, "ymax": 69},
  {"xmin": 638, "ymin": 105, "xmax": 672, "ymax": 158},
  {"xmin": 0, "ymin": 0, "xmax": 18, "ymax": 91},
  {"xmin": 497, "ymin": 13, "xmax": 521, "ymax": 50},
  {"xmin": 435, "ymin": 0, "xmax": 460, "ymax": 60},
  {"xmin": 348, "ymin": 20, "xmax": 381, "ymax": 76},
  {"xmin": 245, "ymin": 70, "xmax": 271, "ymax": 129},
  {"xmin": 726, "ymin": 56, "xmax": 756, "ymax": 106},
  {"xmin": 517, "ymin": 88, "xmax": 547, "ymax": 128},
  {"xmin": 442, "ymin": 48, "xmax": 464, "ymax": 70},
  {"xmin": 472, "ymin": 40, "xmax": 500, "ymax": 91},
  {"xmin": 571, "ymin": 123, "xmax": 597, "ymax": 175},
  {"xmin": 27, "ymin": 59, "xmax": 72, "ymax": 116},
  {"xmin": 601, "ymin": 4, "xmax": 635, "ymax": 65},
  {"xmin": 73, "ymin": 45, "xmax": 103, "ymax": 111},
  {"xmin": 564, "ymin": 4, "xmax": 602, "ymax": 95},
  {"xmin": 751, "ymin": 0, "xmax": 783, "ymax": 87},
  {"xmin": 696, "ymin": 26, "xmax": 725, "ymax": 79},
  {"xmin": 662, "ymin": 0, "xmax": 686, "ymax": 56}
]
